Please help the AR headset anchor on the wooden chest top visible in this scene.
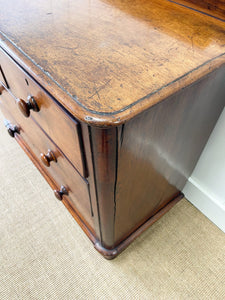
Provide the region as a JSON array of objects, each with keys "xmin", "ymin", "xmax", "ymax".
[{"xmin": 0, "ymin": 0, "xmax": 225, "ymax": 125}]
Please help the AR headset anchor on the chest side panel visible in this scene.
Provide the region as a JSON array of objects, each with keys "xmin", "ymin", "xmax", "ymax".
[{"xmin": 115, "ymin": 65, "xmax": 225, "ymax": 244}]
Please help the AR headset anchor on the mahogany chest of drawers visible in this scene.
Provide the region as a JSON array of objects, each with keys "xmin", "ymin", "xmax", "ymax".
[{"xmin": 0, "ymin": 0, "xmax": 225, "ymax": 259}]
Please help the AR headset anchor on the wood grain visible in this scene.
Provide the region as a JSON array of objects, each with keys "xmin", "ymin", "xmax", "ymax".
[
  {"xmin": 89, "ymin": 127, "xmax": 117, "ymax": 249},
  {"xmin": 0, "ymin": 89, "xmax": 94, "ymax": 232},
  {"xmin": 80, "ymin": 123, "xmax": 102, "ymax": 241},
  {"xmin": 174, "ymin": 0, "xmax": 225, "ymax": 20},
  {"xmin": 0, "ymin": 48, "xmax": 87, "ymax": 176},
  {"xmin": 1, "ymin": 112, "xmax": 98, "ymax": 246},
  {"xmin": 114, "ymin": 65, "xmax": 225, "ymax": 243},
  {"xmin": 1, "ymin": 0, "xmax": 225, "ymax": 259},
  {"xmin": 94, "ymin": 194, "xmax": 183, "ymax": 259},
  {"xmin": 0, "ymin": 0, "xmax": 225, "ymax": 125}
]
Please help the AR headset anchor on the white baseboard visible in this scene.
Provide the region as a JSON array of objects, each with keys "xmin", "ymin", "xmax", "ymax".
[{"xmin": 183, "ymin": 178, "xmax": 225, "ymax": 233}]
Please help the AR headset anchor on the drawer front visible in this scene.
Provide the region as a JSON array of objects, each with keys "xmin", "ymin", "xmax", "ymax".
[
  {"xmin": 0, "ymin": 90, "xmax": 94, "ymax": 230},
  {"xmin": 0, "ymin": 48, "xmax": 86, "ymax": 177}
]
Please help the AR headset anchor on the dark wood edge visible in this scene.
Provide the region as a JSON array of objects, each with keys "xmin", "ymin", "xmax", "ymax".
[
  {"xmin": 76, "ymin": 122, "xmax": 88, "ymax": 178},
  {"xmin": 6, "ymin": 130, "xmax": 184, "ymax": 259},
  {"xmin": 62, "ymin": 197, "xmax": 97, "ymax": 244},
  {"xmin": 0, "ymin": 64, "xmax": 9, "ymax": 88},
  {"xmin": 18, "ymin": 134, "xmax": 183, "ymax": 259},
  {"xmin": 6, "ymin": 127, "xmax": 186, "ymax": 259},
  {"xmin": 0, "ymin": 52, "xmax": 87, "ymax": 178},
  {"xmin": 167, "ymin": 0, "xmax": 225, "ymax": 22},
  {"xmin": 1, "ymin": 35, "xmax": 225, "ymax": 127},
  {"xmin": 94, "ymin": 193, "xmax": 184, "ymax": 259},
  {"xmin": 13, "ymin": 133, "xmax": 96, "ymax": 241}
]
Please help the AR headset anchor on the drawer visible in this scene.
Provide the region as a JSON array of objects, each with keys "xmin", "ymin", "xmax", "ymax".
[
  {"xmin": 0, "ymin": 48, "xmax": 86, "ymax": 177},
  {"xmin": 0, "ymin": 90, "xmax": 94, "ymax": 230}
]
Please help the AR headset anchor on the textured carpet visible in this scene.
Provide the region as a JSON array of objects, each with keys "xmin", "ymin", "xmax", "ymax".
[{"xmin": 0, "ymin": 111, "xmax": 225, "ymax": 300}]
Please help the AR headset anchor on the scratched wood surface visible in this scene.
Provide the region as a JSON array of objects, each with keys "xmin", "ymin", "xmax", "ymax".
[
  {"xmin": 174, "ymin": 0, "xmax": 225, "ymax": 20},
  {"xmin": 0, "ymin": 0, "xmax": 225, "ymax": 124}
]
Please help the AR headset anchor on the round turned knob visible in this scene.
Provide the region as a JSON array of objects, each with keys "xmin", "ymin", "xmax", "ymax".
[
  {"xmin": 17, "ymin": 95, "xmax": 39, "ymax": 118},
  {"xmin": 7, "ymin": 127, "xmax": 16, "ymax": 137},
  {"xmin": 40, "ymin": 150, "xmax": 57, "ymax": 167},
  {"xmin": 54, "ymin": 185, "xmax": 68, "ymax": 201},
  {"xmin": 0, "ymin": 84, "xmax": 5, "ymax": 95},
  {"xmin": 4, "ymin": 120, "xmax": 20, "ymax": 137}
]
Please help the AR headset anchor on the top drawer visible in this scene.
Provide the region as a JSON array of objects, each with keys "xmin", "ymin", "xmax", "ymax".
[{"xmin": 0, "ymin": 48, "xmax": 86, "ymax": 177}]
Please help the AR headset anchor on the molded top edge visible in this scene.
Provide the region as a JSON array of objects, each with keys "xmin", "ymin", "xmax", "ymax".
[{"xmin": 1, "ymin": 0, "xmax": 225, "ymax": 126}]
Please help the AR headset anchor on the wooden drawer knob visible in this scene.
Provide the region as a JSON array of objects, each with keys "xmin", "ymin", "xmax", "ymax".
[
  {"xmin": 40, "ymin": 150, "xmax": 57, "ymax": 167},
  {"xmin": 17, "ymin": 95, "xmax": 39, "ymax": 118},
  {"xmin": 4, "ymin": 120, "xmax": 20, "ymax": 137},
  {"xmin": 0, "ymin": 84, "xmax": 5, "ymax": 95},
  {"xmin": 54, "ymin": 185, "xmax": 68, "ymax": 201}
]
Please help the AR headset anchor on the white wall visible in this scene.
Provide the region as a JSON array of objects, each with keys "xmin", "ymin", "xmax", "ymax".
[{"xmin": 183, "ymin": 108, "xmax": 225, "ymax": 232}]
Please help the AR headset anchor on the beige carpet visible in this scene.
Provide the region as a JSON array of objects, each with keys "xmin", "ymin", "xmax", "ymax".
[{"xmin": 0, "ymin": 112, "xmax": 225, "ymax": 300}]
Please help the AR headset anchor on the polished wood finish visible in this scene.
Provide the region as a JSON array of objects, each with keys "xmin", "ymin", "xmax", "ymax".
[
  {"xmin": 0, "ymin": 0, "xmax": 225, "ymax": 125},
  {"xmin": 0, "ymin": 90, "xmax": 94, "ymax": 231},
  {"xmin": 86, "ymin": 64, "xmax": 225, "ymax": 250},
  {"xmin": 89, "ymin": 127, "xmax": 117, "ymax": 249},
  {"xmin": 2, "ymin": 113, "xmax": 97, "ymax": 246},
  {"xmin": 54, "ymin": 186, "xmax": 69, "ymax": 201},
  {"xmin": 40, "ymin": 149, "xmax": 57, "ymax": 167},
  {"xmin": 0, "ymin": 48, "xmax": 86, "ymax": 177},
  {"xmin": 174, "ymin": 0, "xmax": 225, "ymax": 20},
  {"xmin": 17, "ymin": 96, "xmax": 39, "ymax": 118},
  {"xmin": 115, "ymin": 65, "xmax": 225, "ymax": 244},
  {"xmin": 4, "ymin": 119, "xmax": 20, "ymax": 138},
  {"xmin": 94, "ymin": 194, "xmax": 183, "ymax": 259},
  {"xmin": 0, "ymin": 0, "xmax": 225, "ymax": 258},
  {"xmin": 80, "ymin": 124, "xmax": 102, "ymax": 241}
]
